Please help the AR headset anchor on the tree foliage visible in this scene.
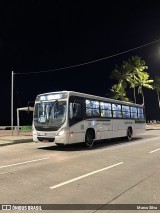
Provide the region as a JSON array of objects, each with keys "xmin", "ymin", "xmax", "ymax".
[
  {"xmin": 109, "ymin": 83, "xmax": 129, "ymax": 102},
  {"xmin": 109, "ymin": 55, "xmax": 153, "ymax": 105}
]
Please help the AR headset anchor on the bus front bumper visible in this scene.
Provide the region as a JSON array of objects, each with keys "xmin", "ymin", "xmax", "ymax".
[{"xmin": 33, "ymin": 132, "xmax": 68, "ymax": 145}]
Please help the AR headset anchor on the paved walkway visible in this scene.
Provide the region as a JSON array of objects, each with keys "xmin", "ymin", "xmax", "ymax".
[
  {"xmin": 145, "ymin": 124, "xmax": 160, "ymax": 130},
  {"xmin": 0, "ymin": 130, "xmax": 33, "ymax": 146},
  {"xmin": 0, "ymin": 125, "xmax": 160, "ymax": 147}
]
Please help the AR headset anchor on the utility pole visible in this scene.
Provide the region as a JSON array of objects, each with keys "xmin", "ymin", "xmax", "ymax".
[{"xmin": 11, "ymin": 71, "xmax": 14, "ymax": 136}]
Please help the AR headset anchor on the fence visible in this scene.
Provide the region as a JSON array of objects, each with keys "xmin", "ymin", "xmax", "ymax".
[{"xmin": 0, "ymin": 126, "xmax": 32, "ymax": 131}]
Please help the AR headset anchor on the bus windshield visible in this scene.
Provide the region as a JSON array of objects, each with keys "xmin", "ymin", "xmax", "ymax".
[{"xmin": 34, "ymin": 100, "xmax": 66, "ymax": 131}]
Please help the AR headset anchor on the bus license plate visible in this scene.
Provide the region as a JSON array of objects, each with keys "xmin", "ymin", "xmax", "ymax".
[{"xmin": 42, "ymin": 140, "xmax": 49, "ymax": 143}]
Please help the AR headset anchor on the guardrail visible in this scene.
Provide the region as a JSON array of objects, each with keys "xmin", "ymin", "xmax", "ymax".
[
  {"xmin": 20, "ymin": 126, "xmax": 32, "ymax": 131},
  {"xmin": 0, "ymin": 126, "xmax": 32, "ymax": 131}
]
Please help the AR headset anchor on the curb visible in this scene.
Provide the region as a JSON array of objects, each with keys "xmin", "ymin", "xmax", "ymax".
[
  {"xmin": 146, "ymin": 128, "xmax": 160, "ymax": 131},
  {"xmin": 0, "ymin": 139, "xmax": 33, "ymax": 147}
]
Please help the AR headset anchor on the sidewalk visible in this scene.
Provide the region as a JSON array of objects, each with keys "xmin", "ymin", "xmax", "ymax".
[
  {"xmin": 145, "ymin": 124, "xmax": 160, "ymax": 130},
  {"xmin": 0, "ymin": 130, "xmax": 33, "ymax": 147}
]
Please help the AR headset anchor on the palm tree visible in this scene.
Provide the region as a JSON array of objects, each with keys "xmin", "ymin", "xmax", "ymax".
[
  {"xmin": 110, "ymin": 60, "xmax": 135, "ymax": 102},
  {"xmin": 128, "ymin": 56, "xmax": 148, "ymax": 72},
  {"xmin": 136, "ymin": 71, "xmax": 153, "ymax": 105},
  {"xmin": 152, "ymin": 76, "xmax": 160, "ymax": 109},
  {"xmin": 127, "ymin": 56, "xmax": 148, "ymax": 103},
  {"xmin": 108, "ymin": 83, "xmax": 129, "ymax": 101},
  {"xmin": 126, "ymin": 73, "xmax": 138, "ymax": 103},
  {"xmin": 110, "ymin": 60, "xmax": 133, "ymax": 91},
  {"xmin": 110, "ymin": 55, "xmax": 153, "ymax": 104}
]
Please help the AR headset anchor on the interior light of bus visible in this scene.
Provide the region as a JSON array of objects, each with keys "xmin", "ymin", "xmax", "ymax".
[
  {"xmin": 85, "ymin": 100, "xmax": 90, "ymax": 104},
  {"xmin": 100, "ymin": 102, "xmax": 104, "ymax": 107},
  {"xmin": 95, "ymin": 101, "xmax": 99, "ymax": 107}
]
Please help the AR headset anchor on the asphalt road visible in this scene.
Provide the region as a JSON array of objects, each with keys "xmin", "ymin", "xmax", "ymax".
[{"xmin": 0, "ymin": 130, "xmax": 160, "ymax": 213}]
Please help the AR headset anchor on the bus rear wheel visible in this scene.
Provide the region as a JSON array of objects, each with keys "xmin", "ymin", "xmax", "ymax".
[
  {"xmin": 127, "ymin": 128, "xmax": 132, "ymax": 141},
  {"xmin": 85, "ymin": 130, "xmax": 94, "ymax": 148}
]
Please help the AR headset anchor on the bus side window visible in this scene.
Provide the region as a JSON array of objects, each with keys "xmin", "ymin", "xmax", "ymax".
[
  {"xmin": 69, "ymin": 101, "xmax": 83, "ymax": 127},
  {"xmin": 69, "ymin": 102, "xmax": 82, "ymax": 119},
  {"xmin": 131, "ymin": 107, "xmax": 138, "ymax": 118},
  {"xmin": 112, "ymin": 104, "xmax": 122, "ymax": 118},
  {"xmin": 73, "ymin": 103, "xmax": 82, "ymax": 118},
  {"xmin": 69, "ymin": 103, "xmax": 74, "ymax": 119},
  {"xmin": 86, "ymin": 99, "xmax": 100, "ymax": 117},
  {"xmin": 138, "ymin": 108, "xmax": 144, "ymax": 118},
  {"xmin": 122, "ymin": 105, "xmax": 130, "ymax": 118}
]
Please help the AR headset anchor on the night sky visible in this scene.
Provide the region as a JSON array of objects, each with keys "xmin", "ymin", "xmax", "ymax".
[{"xmin": 1, "ymin": 1, "xmax": 160, "ymax": 125}]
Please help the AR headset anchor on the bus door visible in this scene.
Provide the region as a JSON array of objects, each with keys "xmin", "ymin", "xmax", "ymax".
[{"xmin": 68, "ymin": 97, "xmax": 84, "ymax": 144}]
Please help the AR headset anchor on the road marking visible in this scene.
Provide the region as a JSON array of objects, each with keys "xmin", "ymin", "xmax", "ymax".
[
  {"xmin": 0, "ymin": 157, "xmax": 50, "ymax": 169},
  {"xmin": 50, "ymin": 162, "xmax": 124, "ymax": 189},
  {"xmin": 72, "ymin": 136, "xmax": 160, "ymax": 159},
  {"xmin": 149, "ymin": 148, "xmax": 160, "ymax": 154}
]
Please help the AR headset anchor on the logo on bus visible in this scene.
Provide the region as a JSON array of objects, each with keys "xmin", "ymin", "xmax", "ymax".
[{"xmin": 124, "ymin": 121, "xmax": 133, "ymax": 124}]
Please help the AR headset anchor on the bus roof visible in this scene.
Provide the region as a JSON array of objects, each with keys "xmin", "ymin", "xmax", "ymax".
[{"xmin": 36, "ymin": 90, "xmax": 143, "ymax": 107}]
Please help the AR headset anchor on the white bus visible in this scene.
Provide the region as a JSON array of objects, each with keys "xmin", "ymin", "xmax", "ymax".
[{"xmin": 32, "ymin": 91, "xmax": 146, "ymax": 147}]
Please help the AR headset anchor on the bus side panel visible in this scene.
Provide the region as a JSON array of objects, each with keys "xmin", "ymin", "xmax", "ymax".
[
  {"xmin": 84, "ymin": 120, "xmax": 103, "ymax": 140},
  {"xmin": 68, "ymin": 121, "xmax": 85, "ymax": 144},
  {"xmin": 113, "ymin": 119, "xmax": 134, "ymax": 138},
  {"xmin": 103, "ymin": 120, "xmax": 113, "ymax": 139},
  {"xmin": 83, "ymin": 119, "xmax": 113, "ymax": 141},
  {"xmin": 112, "ymin": 119, "xmax": 124, "ymax": 138}
]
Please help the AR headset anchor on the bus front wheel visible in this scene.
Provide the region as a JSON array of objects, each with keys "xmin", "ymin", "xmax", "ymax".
[
  {"xmin": 55, "ymin": 143, "xmax": 65, "ymax": 147},
  {"xmin": 85, "ymin": 130, "xmax": 95, "ymax": 148}
]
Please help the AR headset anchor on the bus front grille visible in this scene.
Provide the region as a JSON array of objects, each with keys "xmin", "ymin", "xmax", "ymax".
[{"xmin": 37, "ymin": 137, "xmax": 55, "ymax": 142}]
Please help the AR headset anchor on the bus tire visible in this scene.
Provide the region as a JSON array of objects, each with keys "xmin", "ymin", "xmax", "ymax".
[
  {"xmin": 85, "ymin": 129, "xmax": 95, "ymax": 148},
  {"xmin": 55, "ymin": 143, "xmax": 65, "ymax": 147},
  {"xmin": 127, "ymin": 127, "xmax": 132, "ymax": 141}
]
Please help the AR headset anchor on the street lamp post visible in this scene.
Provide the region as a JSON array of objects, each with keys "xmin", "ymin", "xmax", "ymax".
[{"xmin": 11, "ymin": 71, "xmax": 14, "ymax": 136}]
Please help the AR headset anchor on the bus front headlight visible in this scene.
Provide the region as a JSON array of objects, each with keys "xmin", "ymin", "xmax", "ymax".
[
  {"xmin": 57, "ymin": 128, "xmax": 67, "ymax": 136},
  {"xmin": 58, "ymin": 130, "xmax": 65, "ymax": 136}
]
